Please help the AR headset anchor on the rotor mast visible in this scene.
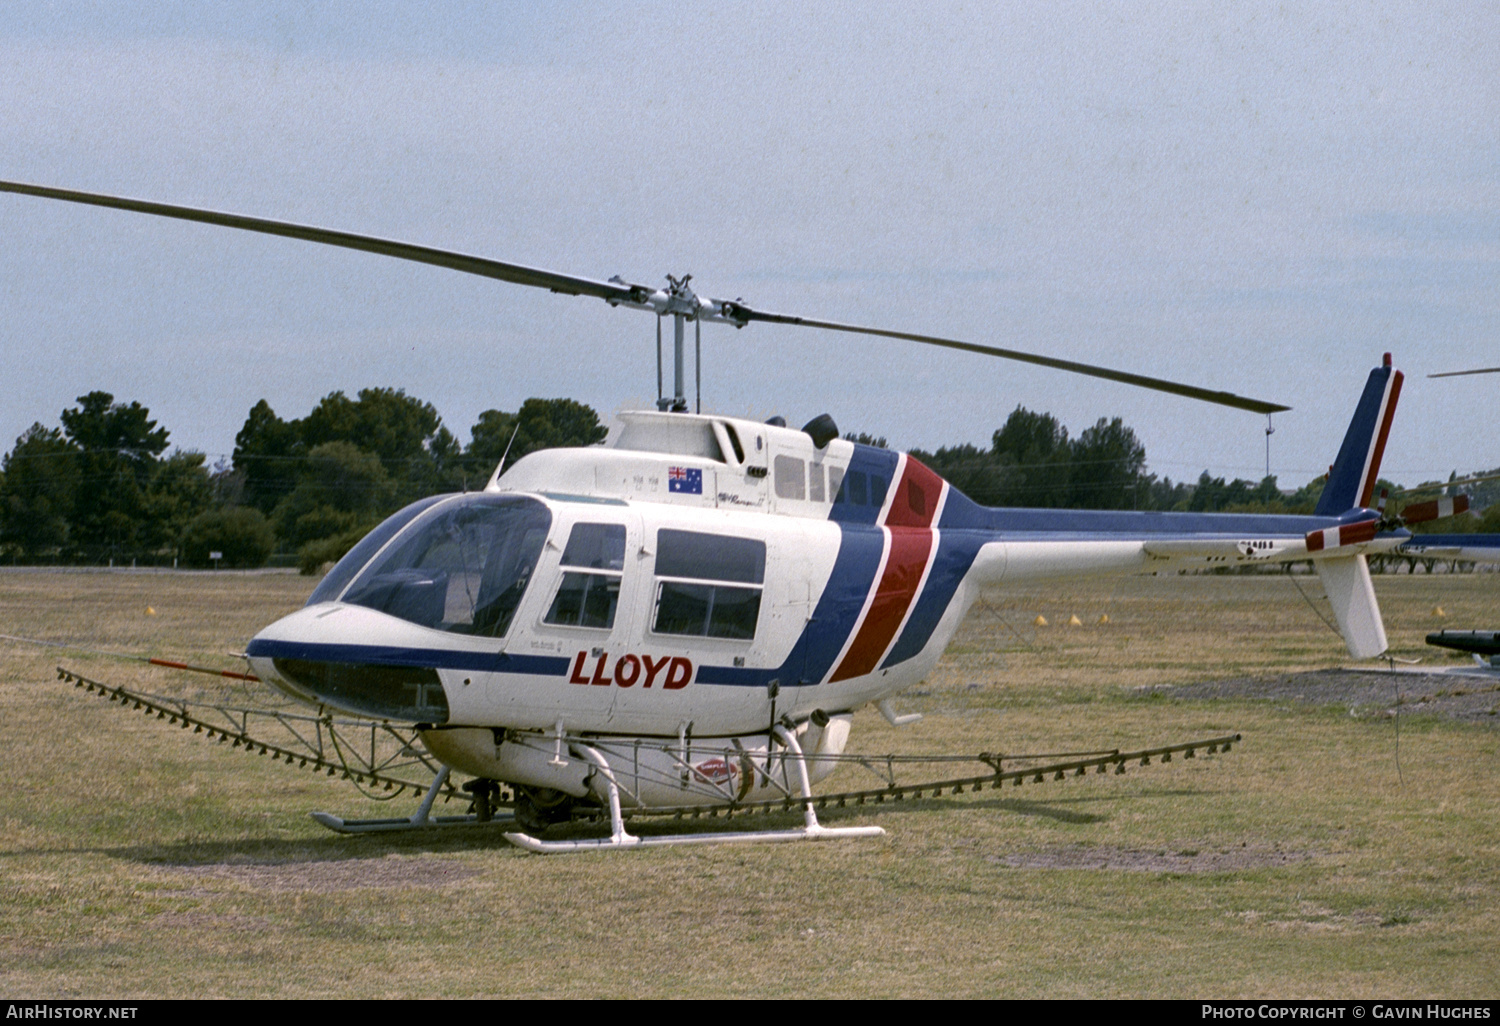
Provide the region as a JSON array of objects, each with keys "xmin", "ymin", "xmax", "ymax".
[{"xmin": 658, "ymin": 275, "xmax": 695, "ymax": 412}]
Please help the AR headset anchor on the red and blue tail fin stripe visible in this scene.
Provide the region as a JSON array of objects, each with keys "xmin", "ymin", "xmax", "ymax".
[{"xmin": 1315, "ymin": 354, "xmax": 1404, "ymax": 516}]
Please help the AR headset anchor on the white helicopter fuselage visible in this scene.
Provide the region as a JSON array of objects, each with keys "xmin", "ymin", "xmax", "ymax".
[
  {"xmin": 248, "ymin": 402, "xmax": 1396, "ymax": 727},
  {"xmin": 246, "ymin": 363, "xmax": 1412, "ymax": 809},
  {"xmin": 250, "ymin": 410, "xmax": 982, "ymax": 739}
]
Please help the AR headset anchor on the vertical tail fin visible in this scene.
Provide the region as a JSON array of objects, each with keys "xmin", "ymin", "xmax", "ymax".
[
  {"xmin": 1314, "ymin": 354, "xmax": 1404, "ymax": 515},
  {"xmin": 1309, "ymin": 354, "xmax": 1402, "ymax": 658}
]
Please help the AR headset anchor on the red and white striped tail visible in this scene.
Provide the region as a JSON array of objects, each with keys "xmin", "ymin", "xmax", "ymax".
[
  {"xmin": 1305, "ymin": 519, "xmax": 1379, "ymax": 553},
  {"xmin": 1401, "ymin": 495, "xmax": 1469, "ymax": 524}
]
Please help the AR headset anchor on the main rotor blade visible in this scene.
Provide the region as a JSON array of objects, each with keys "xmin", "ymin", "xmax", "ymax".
[
  {"xmin": 1429, "ymin": 367, "xmax": 1500, "ymax": 378},
  {"xmin": 0, "ymin": 179, "xmax": 641, "ymax": 303},
  {"xmin": 1388, "ymin": 471, "xmax": 1500, "ymax": 497},
  {"xmin": 723, "ymin": 305, "xmax": 1291, "ymax": 414},
  {"xmin": 4, "ymin": 179, "xmax": 1292, "ymax": 413}
]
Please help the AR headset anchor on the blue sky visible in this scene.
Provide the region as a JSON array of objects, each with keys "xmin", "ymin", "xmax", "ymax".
[{"xmin": 2, "ymin": 2, "xmax": 1496, "ymax": 488}]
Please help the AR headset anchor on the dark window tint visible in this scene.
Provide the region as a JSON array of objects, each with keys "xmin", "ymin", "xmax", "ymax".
[
  {"xmin": 654, "ymin": 582, "xmax": 761, "ymax": 639},
  {"xmin": 846, "ymin": 471, "xmax": 868, "ymax": 506},
  {"xmin": 307, "ymin": 494, "xmax": 449, "ymax": 605},
  {"xmin": 826, "ymin": 466, "xmax": 845, "ymax": 504},
  {"xmin": 906, "ymin": 479, "xmax": 926, "ymax": 517},
  {"xmin": 546, "ymin": 572, "xmax": 621, "ymax": 629},
  {"xmin": 341, "ymin": 495, "xmax": 551, "ymax": 638},
  {"xmin": 870, "ymin": 474, "xmax": 888, "ymax": 507},
  {"xmin": 561, "ymin": 522, "xmax": 626, "ymax": 570},
  {"xmin": 655, "ymin": 529, "xmax": 765, "ymax": 584}
]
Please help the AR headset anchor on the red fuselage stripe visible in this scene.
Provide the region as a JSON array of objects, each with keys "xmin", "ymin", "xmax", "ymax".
[
  {"xmin": 830, "ymin": 528, "xmax": 935, "ymax": 681},
  {"xmin": 829, "ymin": 455, "xmax": 944, "ymax": 683}
]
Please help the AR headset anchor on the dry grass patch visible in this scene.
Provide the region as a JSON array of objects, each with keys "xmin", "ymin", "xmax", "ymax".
[{"xmin": 2, "ymin": 569, "xmax": 1498, "ymax": 998}]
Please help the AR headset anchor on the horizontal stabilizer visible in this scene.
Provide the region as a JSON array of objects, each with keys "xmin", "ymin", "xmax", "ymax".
[
  {"xmin": 1305, "ymin": 519, "xmax": 1378, "ymax": 553},
  {"xmin": 1315, "ymin": 554, "xmax": 1387, "ymax": 658},
  {"xmin": 1397, "ymin": 534, "xmax": 1500, "ymax": 562},
  {"xmin": 1142, "ymin": 538, "xmax": 1300, "ymax": 561}
]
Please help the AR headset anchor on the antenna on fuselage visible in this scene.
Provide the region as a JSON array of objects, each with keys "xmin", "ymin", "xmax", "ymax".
[{"xmin": 494, "ymin": 421, "xmax": 522, "ymax": 480}]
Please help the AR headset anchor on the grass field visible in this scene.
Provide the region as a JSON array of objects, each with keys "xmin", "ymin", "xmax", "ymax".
[{"xmin": 1, "ymin": 568, "xmax": 1496, "ymax": 998}]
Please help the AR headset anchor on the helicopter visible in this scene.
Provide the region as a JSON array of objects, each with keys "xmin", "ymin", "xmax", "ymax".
[{"xmin": 5, "ymin": 178, "xmax": 1494, "ymax": 853}]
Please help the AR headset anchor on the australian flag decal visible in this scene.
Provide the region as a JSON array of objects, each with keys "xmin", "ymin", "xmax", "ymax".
[{"xmin": 668, "ymin": 466, "xmax": 703, "ymax": 494}]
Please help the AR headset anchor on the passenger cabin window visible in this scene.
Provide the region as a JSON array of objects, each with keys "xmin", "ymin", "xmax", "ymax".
[
  {"xmin": 545, "ymin": 523, "xmax": 627, "ymax": 629},
  {"xmin": 808, "ymin": 464, "xmax": 826, "ymax": 502},
  {"xmin": 826, "ymin": 466, "xmax": 844, "ymax": 504},
  {"xmin": 652, "ymin": 529, "xmax": 765, "ymax": 640},
  {"xmin": 774, "ymin": 455, "xmax": 805, "ymax": 500},
  {"xmin": 846, "ymin": 471, "xmax": 867, "ymax": 506},
  {"xmin": 836, "ymin": 470, "xmax": 888, "ymax": 508}
]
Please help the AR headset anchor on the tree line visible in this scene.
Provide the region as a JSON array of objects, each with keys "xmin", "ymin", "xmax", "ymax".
[
  {"xmin": 0, "ymin": 390, "xmax": 605, "ymax": 570},
  {"xmin": 1, "ymin": 393, "xmax": 1492, "ymax": 571},
  {"xmin": 902, "ymin": 407, "xmax": 1322, "ymax": 513}
]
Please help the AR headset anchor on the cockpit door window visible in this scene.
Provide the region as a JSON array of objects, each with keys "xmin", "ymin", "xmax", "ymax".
[{"xmin": 545, "ymin": 522, "xmax": 627, "ymax": 629}]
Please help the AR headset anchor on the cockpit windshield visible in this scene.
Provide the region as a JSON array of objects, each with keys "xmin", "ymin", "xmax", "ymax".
[{"xmin": 334, "ymin": 494, "xmax": 552, "ymax": 637}]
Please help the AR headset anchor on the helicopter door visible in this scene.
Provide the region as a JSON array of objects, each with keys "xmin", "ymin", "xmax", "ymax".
[{"xmin": 531, "ymin": 514, "xmax": 642, "ymax": 720}]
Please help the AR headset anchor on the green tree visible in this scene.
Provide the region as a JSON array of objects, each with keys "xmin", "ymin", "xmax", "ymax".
[
  {"xmin": 1068, "ymin": 417, "xmax": 1146, "ymax": 509},
  {"xmin": 59, "ymin": 392, "xmax": 171, "ymax": 557},
  {"xmin": 302, "ymin": 388, "xmax": 449, "ymax": 503},
  {"xmin": 911, "ymin": 442, "xmax": 1016, "ymax": 506},
  {"xmin": 143, "ymin": 451, "xmax": 214, "ymax": 554},
  {"xmin": 467, "ymin": 398, "xmax": 607, "ymax": 482},
  {"xmin": 0, "ymin": 424, "xmax": 82, "ymax": 559},
  {"xmin": 181, "ymin": 506, "xmax": 276, "ymax": 568},
  {"xmin": 273, "ymin": 441, "xmax": 395, "ymax": 551},
  {"xmin": 991, "ymin": 407, "xmax": 1071, "ymax": 507},
  {"xmin": 233, "ymin": 399, "xmax": 302, "ymax": 515}
]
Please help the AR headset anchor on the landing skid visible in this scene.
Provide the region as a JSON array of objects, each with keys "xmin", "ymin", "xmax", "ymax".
[
  {"xmin": 504, "ymin": 725, "xmax": 884, "ymax": 853},
  {"xmin": 504, "ymin": 822, "xmax": 882, "ymax": 852},
  {"xmin": 311, "ymin": 811, "xmax": 513, "ymax": 833}
]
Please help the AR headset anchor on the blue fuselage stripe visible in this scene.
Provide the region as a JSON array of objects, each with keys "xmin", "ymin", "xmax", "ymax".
[
  {"xmin": 881, "ymin": 530, "xmax": 984, "ymax": 668},
  {"xmin": 828, "ymin": 446, "xmax": 900, "ymax": 524},
  {"xmin": 245, "ymin": 638, "xmax": 570, "ymax": 676}
]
